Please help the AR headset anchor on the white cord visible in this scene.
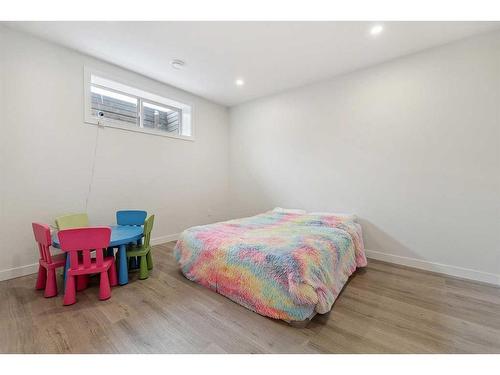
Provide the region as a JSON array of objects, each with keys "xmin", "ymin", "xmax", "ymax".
[{"xmin": 85, "ymin": 124, "xmax": 101, "ymax": 211}]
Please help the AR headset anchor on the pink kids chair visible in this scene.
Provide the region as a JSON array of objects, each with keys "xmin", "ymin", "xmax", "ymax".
[
  {"xmin": 32, "ymin": 222, "xmax": 66, "ymax": 298},
  {"xmin": 57, "ymin": 227, "xmax": 118, "ymax": 306}
]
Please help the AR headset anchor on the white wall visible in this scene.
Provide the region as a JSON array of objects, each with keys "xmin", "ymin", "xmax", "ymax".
[
  {"xmin": 229, "ymin": 31, "xmax": 500, "ymax": 284},
  {"xmin": 0, "ymin": 26, "xmax": 230, "ymax": 280}
]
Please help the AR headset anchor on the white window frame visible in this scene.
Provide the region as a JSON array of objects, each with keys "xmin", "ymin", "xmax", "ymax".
[{"xmin": 84, "ymin": 67, "xmax": 194, "ymax": 141}]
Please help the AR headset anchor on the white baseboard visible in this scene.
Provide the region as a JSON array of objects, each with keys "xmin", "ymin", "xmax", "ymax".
[
  {"xmin": 150, "ymin": 233, "xmax": 180, "ymax": 246},
  {"xmin": 0, "ymin": 263, "xmax": 39, "ymax": 282},
  {"xmin": 0, "ymin": 233, "xmax": 180, "ymax": 282},
  {"xmin": 365, "ymin": 249, "xmax": 500, "ymax": 286}
]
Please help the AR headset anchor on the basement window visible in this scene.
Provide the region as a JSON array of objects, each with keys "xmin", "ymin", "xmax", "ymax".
[{"xmin": 84, "ymin": 68, "xmax": 193, "ymax": 140}]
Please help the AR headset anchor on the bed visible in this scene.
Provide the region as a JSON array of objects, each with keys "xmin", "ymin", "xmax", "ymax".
[{"xmin": 173, "ymin": 209, "xmax": 367, "ymax": 323}]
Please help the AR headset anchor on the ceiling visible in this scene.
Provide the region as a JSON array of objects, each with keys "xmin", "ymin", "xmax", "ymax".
[{"xmin": 4, "ymin": 21, "xmax": 500, "ymax": 106}]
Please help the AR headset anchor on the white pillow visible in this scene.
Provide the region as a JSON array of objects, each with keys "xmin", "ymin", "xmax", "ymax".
[
  {"xmin": 309, "ymin": 212, "xmax": 357, "ymax": 221},
  {"xmin": 273, "ymin": 207, "xmax": 306, "ymax": 214}
]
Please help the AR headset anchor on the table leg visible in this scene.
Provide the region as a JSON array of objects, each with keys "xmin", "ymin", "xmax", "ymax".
[
  {"xmin": 129, "ymin": 238, "xmax": 141, "ymax": 269},
  {"xmin": 64, "ymin": 253, "xmax": 70, "ymax": 291},
  {"xmin": 118, "ymin": 244, "xmax": 128, "ymax": 285},
  {"xmin": 130, "ymin": 247, "xmax": 138, "ymax": 269},
  {"xmin": 129, "ymin": 257, "xmax": 137, "ymax": 269},
  {"xmin": 135, "ymin": 238, "xmax": 143, "ymax": 267}
]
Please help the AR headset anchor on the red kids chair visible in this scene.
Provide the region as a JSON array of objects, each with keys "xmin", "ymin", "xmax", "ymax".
[
  {"xmin": 32, "ymin": 222, "xmax": 66, "ymax": 298},
  {"xmin": 57, "ymin": 227, "xmax": 118, "ymax": 305}
]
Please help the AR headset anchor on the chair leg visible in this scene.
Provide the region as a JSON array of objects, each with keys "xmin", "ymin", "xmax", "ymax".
[
  {"xmin": 63, "ymin": 275, "xmax": 76, "ymax": 305},
  {"xmin": 35, "ymin": 265, "xmax": 46, "ymax": 290},
  {"xmin": 99, "ymin": 272, "xmax": 111, "ymax": 300},
  {"xmin": 44, "ymin": 268, "xmax": 58, "ymax": 298},
  {"xmin": 146, "ymin": 251, "xmax": 153, "ymax": 270},
  {"xmin": 76, "ymin": 275, "xmax": 89, "ymax": 291},
  {"xmin": 108, "ymin": 261, "xmax": 118, "ymax": 287},
  {"xmin": 139, "ymin": 255, "xmax": 149, "ymax": 280}
]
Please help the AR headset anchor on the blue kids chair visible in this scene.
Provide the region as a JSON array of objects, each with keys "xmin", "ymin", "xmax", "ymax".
[
  {"xmin": 116, "ymin": 210, "xmax": 147, "ymax": 226},
  {"xmin": 116, "ymin": 210, "xmax": 147, "ymax": 268}
]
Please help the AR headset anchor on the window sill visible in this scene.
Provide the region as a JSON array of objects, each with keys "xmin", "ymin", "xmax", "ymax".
[{"xmin": 85, "ymin": 118, "xmax": 195, "ymax": 142}]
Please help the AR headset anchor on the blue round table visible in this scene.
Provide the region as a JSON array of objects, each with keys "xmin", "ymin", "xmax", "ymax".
[{"xmin": 53, "ymin": 225, "xmax": 143, "ymax": 285}]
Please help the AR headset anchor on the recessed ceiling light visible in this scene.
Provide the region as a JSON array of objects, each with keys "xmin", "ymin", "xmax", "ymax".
[
  {"xmin": 235, "ymin": 79, "xmax": 245, "ymax": 86},
  {"xmin": 370, "ymin": 25, "xmax": 384, "ymax": 36},
  {"xmin": 171, "ymin": 59, "xmax": 186, "ymax": 70}
]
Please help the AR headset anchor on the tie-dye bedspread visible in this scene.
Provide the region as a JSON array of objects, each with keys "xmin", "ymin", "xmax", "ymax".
[{"xmin": 174, "ymin": 211, "xmax": 367, "ymax": 322}]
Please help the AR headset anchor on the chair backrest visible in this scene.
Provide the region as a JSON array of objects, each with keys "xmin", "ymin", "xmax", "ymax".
[
  {"xmin": 57, "ymin": 227, "xmax": 111, "ymax": 270},
  {"xmin": 116, "ymin": 210, "xmax": 147, "ymax": 226},
  {"xmin": 55, "ymin": 213, "xmax": 89, "ymax": 230},
  {"xmin": 143, "ymin": 215, "xmax": 155, "ymax": 247},
  {"xmin": 32, "ymin": 222, "xmax": 53, "ymax": 263}
]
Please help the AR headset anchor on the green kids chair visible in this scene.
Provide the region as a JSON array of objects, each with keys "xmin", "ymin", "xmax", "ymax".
[
  {"xmin": 55, "ymin": 213, "xmax": 89, "ymax": 230},
  {"xmin": 126, "ymin": 215, "xmax": 154, "ymax": 279}
]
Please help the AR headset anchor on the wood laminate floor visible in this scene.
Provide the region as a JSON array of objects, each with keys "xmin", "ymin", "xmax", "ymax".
[{"xmin": 1, "ymin": 241, "xmax": 499, "ymax": 353}]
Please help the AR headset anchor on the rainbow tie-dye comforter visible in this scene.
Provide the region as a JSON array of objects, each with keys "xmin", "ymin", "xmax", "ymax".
[{"xmin": 174, "ymin": 211, "xmax": 367, "ymax": 322}]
